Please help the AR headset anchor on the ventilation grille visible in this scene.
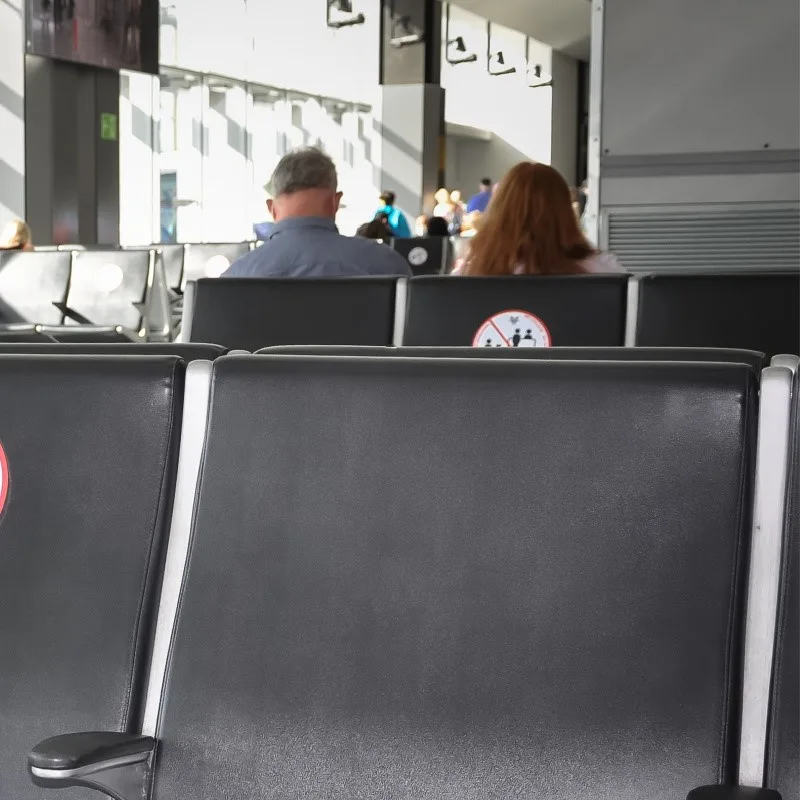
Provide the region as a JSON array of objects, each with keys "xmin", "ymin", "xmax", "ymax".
[{"xmin": 607, "ymin": 208, "xmax": 800, "ymax": 272}]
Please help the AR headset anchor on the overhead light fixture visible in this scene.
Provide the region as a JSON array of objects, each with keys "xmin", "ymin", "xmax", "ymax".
[
  {"xmin": 327, "ymin": 0, "xmax": 365, "ymax": 28},
  {"xmin": 390, "ymin": 15, "xmax": 424, "ymax": 48},
  {"xmin": 525, "ymin": 38, "xmax": 553, "ymax": 88},
  {"xmin": 487, "ymin": 22, "xmax": 516, "ymax": 76},
  {"xmin": 444, "ymin": 5, "xmax": 477, "ymax": 64}
]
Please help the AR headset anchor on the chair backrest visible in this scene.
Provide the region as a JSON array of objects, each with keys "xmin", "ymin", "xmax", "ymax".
[
  {"xmin": 187, "ymin": 278, "xmax": 398, "ymax": 350},
  {"xmin": 182, "ymin": 243, "xmax": 251, "ymax": 287},
  {"xmin": 0, "ymin": 251, "xmax": 71, "ymax": 325},
  {"xmin": 124, "ymin": 244, "xmax": 185, "ymax": 295},
  {"xmin": 152, "ymin": 355, "xmax": 756, "ymax": 799},
  {"xmin": 636, "ymin": 273, "xmax": 800, "ymax": 356},
  {"xmin": 0, "ymin": 355, "xmax": 184, "ymax": 799},
  {"xmin": 0, "ymin": 342, "xmax": 226, "ymax": 359},
  {"xmin": 65, "ymin": 249, "xmax": 154, "ymax": 332},
  {"xmin": 392, "ymin": 237, "xmax": 450, "ymax": 275},
  {"xmin": 257, "ymin": 345, "xmax": 768, "ymax": 370},
  {"xmin": 766, "ymin": 371, "xmax": 799, "ymax": 795},
  {"xmin": 403, "ymin": 275, "xmax": 629, "ymax": 346}
]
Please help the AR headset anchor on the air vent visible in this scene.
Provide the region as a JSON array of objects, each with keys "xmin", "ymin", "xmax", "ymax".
[{"xmin": 607, "ymin": 208, "xmax": 800, "ymax": 272}]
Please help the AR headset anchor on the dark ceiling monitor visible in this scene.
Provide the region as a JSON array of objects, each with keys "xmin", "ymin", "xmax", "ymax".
[{"xmin": 26, "ymin": 0, "xmax": 159, "ymax": 75}]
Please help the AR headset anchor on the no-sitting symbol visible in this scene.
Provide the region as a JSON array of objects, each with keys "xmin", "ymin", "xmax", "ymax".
[
  {"xmin": 472, "ymin": 309, "xmax": 551, "ymax": 348},
  {"xmin": 0, "ymin": 441, "xmax": 8, "ymax": 517}
]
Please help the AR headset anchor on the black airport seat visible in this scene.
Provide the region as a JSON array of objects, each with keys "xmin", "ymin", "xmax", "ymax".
[
  {"xmin": 0, "ymin": 328, "xmax": 57, "ymax": 343},
  {"xmin": 64, "ymin": 249, "xmax": 154, "ymax": 333},
  {"xmin": 0, "ymin": 250, "xmax": 71, "ymax": 325},
  {"xmin": 0, "ymin": 342, "xmax": 226, "ymax": 359},
  {"xmin": 0, "ymin": 355, "xmax": 184, "ymax": 799},
  {"xmin": 182, "ymin": 242, "xmax": 251, "ymax": 288},
  {"xmin": 258, "ymin": 345, "xmax": 768, "ymax": 370},
  {"xmin": 185, "ymin": 278, "xmax": 398, "ymax": 350},
  {"xmin": 392, "ymin": 237, "xmax": 451, "ymax": 275},
  {"xmin": 766, "ymin": 372, "xmax": 799, "ymax": 797},
  {"xmin": 636, "ymin": 273, "xmax": 800, "ymax": 357},
  {"xmin": 402, "ymin": 275, "xmax": 629, "ymax": 346},
  {"xmin": 40, "ymin": 356, "xmax": 758, "ymax": 798},
  {"xmin": 39, "ymin": 326, "xmax": 138, "ymax": 343}
]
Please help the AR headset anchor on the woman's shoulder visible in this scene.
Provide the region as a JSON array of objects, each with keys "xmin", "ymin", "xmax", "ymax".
[{"xmin": 580, "ymin": 251, "xmax": 626, "ymax": 273}]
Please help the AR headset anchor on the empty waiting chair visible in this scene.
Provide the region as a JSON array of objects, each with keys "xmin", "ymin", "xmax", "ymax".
[
  {"xmin": 402, "ymin": 275, "xmax": 629, "ymax": 347},
  {"xmin": 182, "ymin": 242, "xmax": 251, "ymax": 288},
  {"xmin": 0, "ymin": 342, "xmax": 226, "ymax": 359},
  {"xmin": 258, "ymin": 345, "xmax": 769, "ymax": 370},
  {"xmin": 0, "ymin": 355, "xmax": 184, "ymax": 799},
  {"xmin": 636, "ymin": 273, "xmax": 800, "ymax": 357},
  {"xmin": 33, "ymin": 356, "xmax": 760, "ymax": 798},
  {"xmin": 0, "ymin": 250, "xmax": 71, "ymax": 325},
  {"xmin": 392, "ymin": 237, "xmax": 451, "ymax": 275},
  {"xmin": 184, "ymin": 278, "xmax": 398, "ymax": 349},
  {"xmin": 64, "ymin": 249, "xmax": 155, "ymax": 334}
]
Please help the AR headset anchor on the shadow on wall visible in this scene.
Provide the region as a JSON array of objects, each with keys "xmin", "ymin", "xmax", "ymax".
[{"xmin": 446, "ymin": 134, "xmax": 530, "ymax": 197}]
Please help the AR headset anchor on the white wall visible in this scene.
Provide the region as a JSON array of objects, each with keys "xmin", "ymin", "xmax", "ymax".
[
  {"xmin": 441, "ymin": 7, "xmax": 554, "ymax": 191},
  {"xmin": 119, "ymin": 72, "xmax": 160, "ymax": 245},
  {"xmin": 0, "ymin": 0, "xmax": 26, "ymax": 224}
]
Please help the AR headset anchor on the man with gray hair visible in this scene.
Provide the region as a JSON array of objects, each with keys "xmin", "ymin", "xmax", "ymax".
[{"xmin": 225, "ymin": 147, "xmax": 411, "ymax": 278}]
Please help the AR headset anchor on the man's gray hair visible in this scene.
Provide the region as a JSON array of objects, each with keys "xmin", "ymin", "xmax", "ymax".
[{"xmin": 269, "ymin": 147, "xmax": 338, "ymax": 197}]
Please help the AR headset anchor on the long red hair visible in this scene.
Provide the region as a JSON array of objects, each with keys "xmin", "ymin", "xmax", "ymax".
[{"xmin": 462, "ymin": 162, "xmax": 596, "ymax": 276}]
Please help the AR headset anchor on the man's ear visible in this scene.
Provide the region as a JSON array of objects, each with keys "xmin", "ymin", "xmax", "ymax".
[
  {"xmin": 334, "ymin": 192, "xmax": 344, "ymax": 213},
  {"xmin": 267, "ymin": 198, "xmax": 275, "ymax": 220}
]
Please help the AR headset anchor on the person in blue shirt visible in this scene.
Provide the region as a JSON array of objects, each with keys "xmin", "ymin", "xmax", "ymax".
[
  {"xmin": 376, "ymin": 191, "xmax": 412, "ymax": 238},
  {"xmin": 224, "ymin": 148, "xmax": 411, "ymax": 279},
  {"xmin": 466, "ymin": 178, "xmax": 493, "ymax": 214}
]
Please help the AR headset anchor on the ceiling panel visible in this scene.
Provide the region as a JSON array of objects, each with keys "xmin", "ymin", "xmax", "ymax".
[{"xmin": 445, "ymin": 0, "xmax": 591, "ymax": 59}]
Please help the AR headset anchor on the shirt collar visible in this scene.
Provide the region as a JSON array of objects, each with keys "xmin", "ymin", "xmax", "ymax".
[{"xmin": 269, "ymin": 217, "xmax": 338, "ymax": 237}]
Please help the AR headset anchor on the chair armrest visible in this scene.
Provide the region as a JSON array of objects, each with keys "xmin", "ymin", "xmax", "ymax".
[
  {"xmin": 688, "ymin": 786, "xmax": 782, "ymax": 799},
  {"xmin": 29, "ymin": 732, "xmax": 155, "ymax": 799}
]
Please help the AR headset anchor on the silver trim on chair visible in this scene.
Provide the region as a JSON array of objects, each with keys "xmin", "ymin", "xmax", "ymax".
[
  {"xmin": 623, "ymin": 275, "xmax": 641, "ymax": 347},
  {"xmin": 772, "ymin": 354, "xmax": 800, "ymax": 374},
  {"xmin": 739, "ymin": 365, "xmax": 794, "ymax": 786},
  {"xmin": 141, "ymin": 360, "xmax": 214, "ymax": 736}
]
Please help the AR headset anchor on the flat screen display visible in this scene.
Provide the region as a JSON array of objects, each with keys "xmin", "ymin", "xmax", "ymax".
[{"xmin": 27, "ymin": 0, "xmax": 159, "ymax": 75}]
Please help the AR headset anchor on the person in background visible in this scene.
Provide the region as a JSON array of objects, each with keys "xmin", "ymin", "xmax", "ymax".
[
  {"xmin": 414, "ymin": 215, "xmax": 427, "ymax": 237},
  {"xmin": 376, "ymin": 190, "xmax": 412, "ymax": 239},
  {"xmin": 0, "ymin": 219, "xmax": 33, "ymax": 251},
  {"xmin": 425, "ymin": 216, "xmax": 450, "ymax": 237},
  {"xmin": 224, "ymin": 148, "xmax": 411, "ymax": 278},
  {"xmin": 466, "ymin": 178, "xmax": 493, "ymax": 214},
  {"xmin": 433, "ymin": 188, "xmax": 451, "ymax": 219},
  {"xmin": 456, "ymin": 162, "xmax": 624, "ymax": 275},
  {"xmin": 448, "ymin": 190, "xmax": 465, "ymax": 234},
  {"xmin": 357, "ymin": 214, "xmax": 394, "ymax": 240}
]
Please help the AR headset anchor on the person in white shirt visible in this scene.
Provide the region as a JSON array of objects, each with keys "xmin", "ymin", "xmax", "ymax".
[{"xmin": 452, "ymin": 161, "xmax": 625, "ymax": 276}]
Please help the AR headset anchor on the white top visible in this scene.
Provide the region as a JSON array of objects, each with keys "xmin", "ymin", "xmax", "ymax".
[{"xmin": 451, "ymin": 251, "xmax": 626, "ymax": 275}]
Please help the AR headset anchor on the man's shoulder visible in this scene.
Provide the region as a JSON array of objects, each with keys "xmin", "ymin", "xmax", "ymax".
[{"xmin": 224, "ymin": 244, "xmax": 279, "ymax": 277}]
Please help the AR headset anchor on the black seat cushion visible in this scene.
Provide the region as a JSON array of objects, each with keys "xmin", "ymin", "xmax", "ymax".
[
  {"xmin": 0, "ymin": 355, "xmax": 183, "ymax": 799},
  {"xmin": 189, "ymin": 278, "xmax": 398, "ymax": 350},
  {"xmin": 766, "ymin": 372, "xmax": 799, "ymax": 795},
  {"xmin": 0, "ymin": 342, "xmax": 226, "ymax": 360},
  {"xmin": 403, "ymin": 276, "xmax": 629, "ymax": 346},
  {"xmin": 636, "ymin": 273, "xmax": 800, "ymax": 357},
  {"xmin": 257, "ymin": 345, "xmax": 768, "ymax": 370},
  {"xmin": 153, "ymin": 356, "xmax": 755, "ymax": 799}
]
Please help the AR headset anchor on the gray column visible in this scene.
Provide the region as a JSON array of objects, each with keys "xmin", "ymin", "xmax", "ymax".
[
  {"xmin": 0, "ymin": 0, "xmax": 26, "ymax": 224},
  {"xmin": 549, "ymin": 51, "xmax": 579, "ymax": 188},
  {"xmin": 377, "ymin": 0, "xmax": 444, "ymax": 218},
  {"xmin": 25, "ymin": 57, "xmax": 120, "ymax": 245}
]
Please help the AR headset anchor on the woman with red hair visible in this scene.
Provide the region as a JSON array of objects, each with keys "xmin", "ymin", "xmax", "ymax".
[{"xmin": 455, "ymin": 162, "xmax": 623, "ymax": 275}]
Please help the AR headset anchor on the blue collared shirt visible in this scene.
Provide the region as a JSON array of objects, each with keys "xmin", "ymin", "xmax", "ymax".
[
  {"xmin": 466, "ymin": 190, "xmax": 492, "ymax": 214},
  {"xmin": 224, "ymin": 217, "xmax": 412, "ymax": 278}
]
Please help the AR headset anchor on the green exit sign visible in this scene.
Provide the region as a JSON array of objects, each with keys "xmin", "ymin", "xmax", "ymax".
[{"xmin": 100, "ymin": 112, "xmax": 118, "ymax": 142}]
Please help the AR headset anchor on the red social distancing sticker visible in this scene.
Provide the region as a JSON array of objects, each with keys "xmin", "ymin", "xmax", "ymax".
[
  {"xmin": 472, "ymin": 309, "xmax": 551, "ymax": 348},
  {"xmin": 0, "ymin": 441, "xmax": 8, "ymax": 516}
]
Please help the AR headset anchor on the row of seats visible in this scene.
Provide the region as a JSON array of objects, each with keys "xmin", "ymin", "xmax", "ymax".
[
  {"xmin": 180, "ymin": 272, "xmax": 800, "ymax": 355},
  {"xmin": 0, "ymin": 346, "xmax": 796, "ymax": 798}
]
